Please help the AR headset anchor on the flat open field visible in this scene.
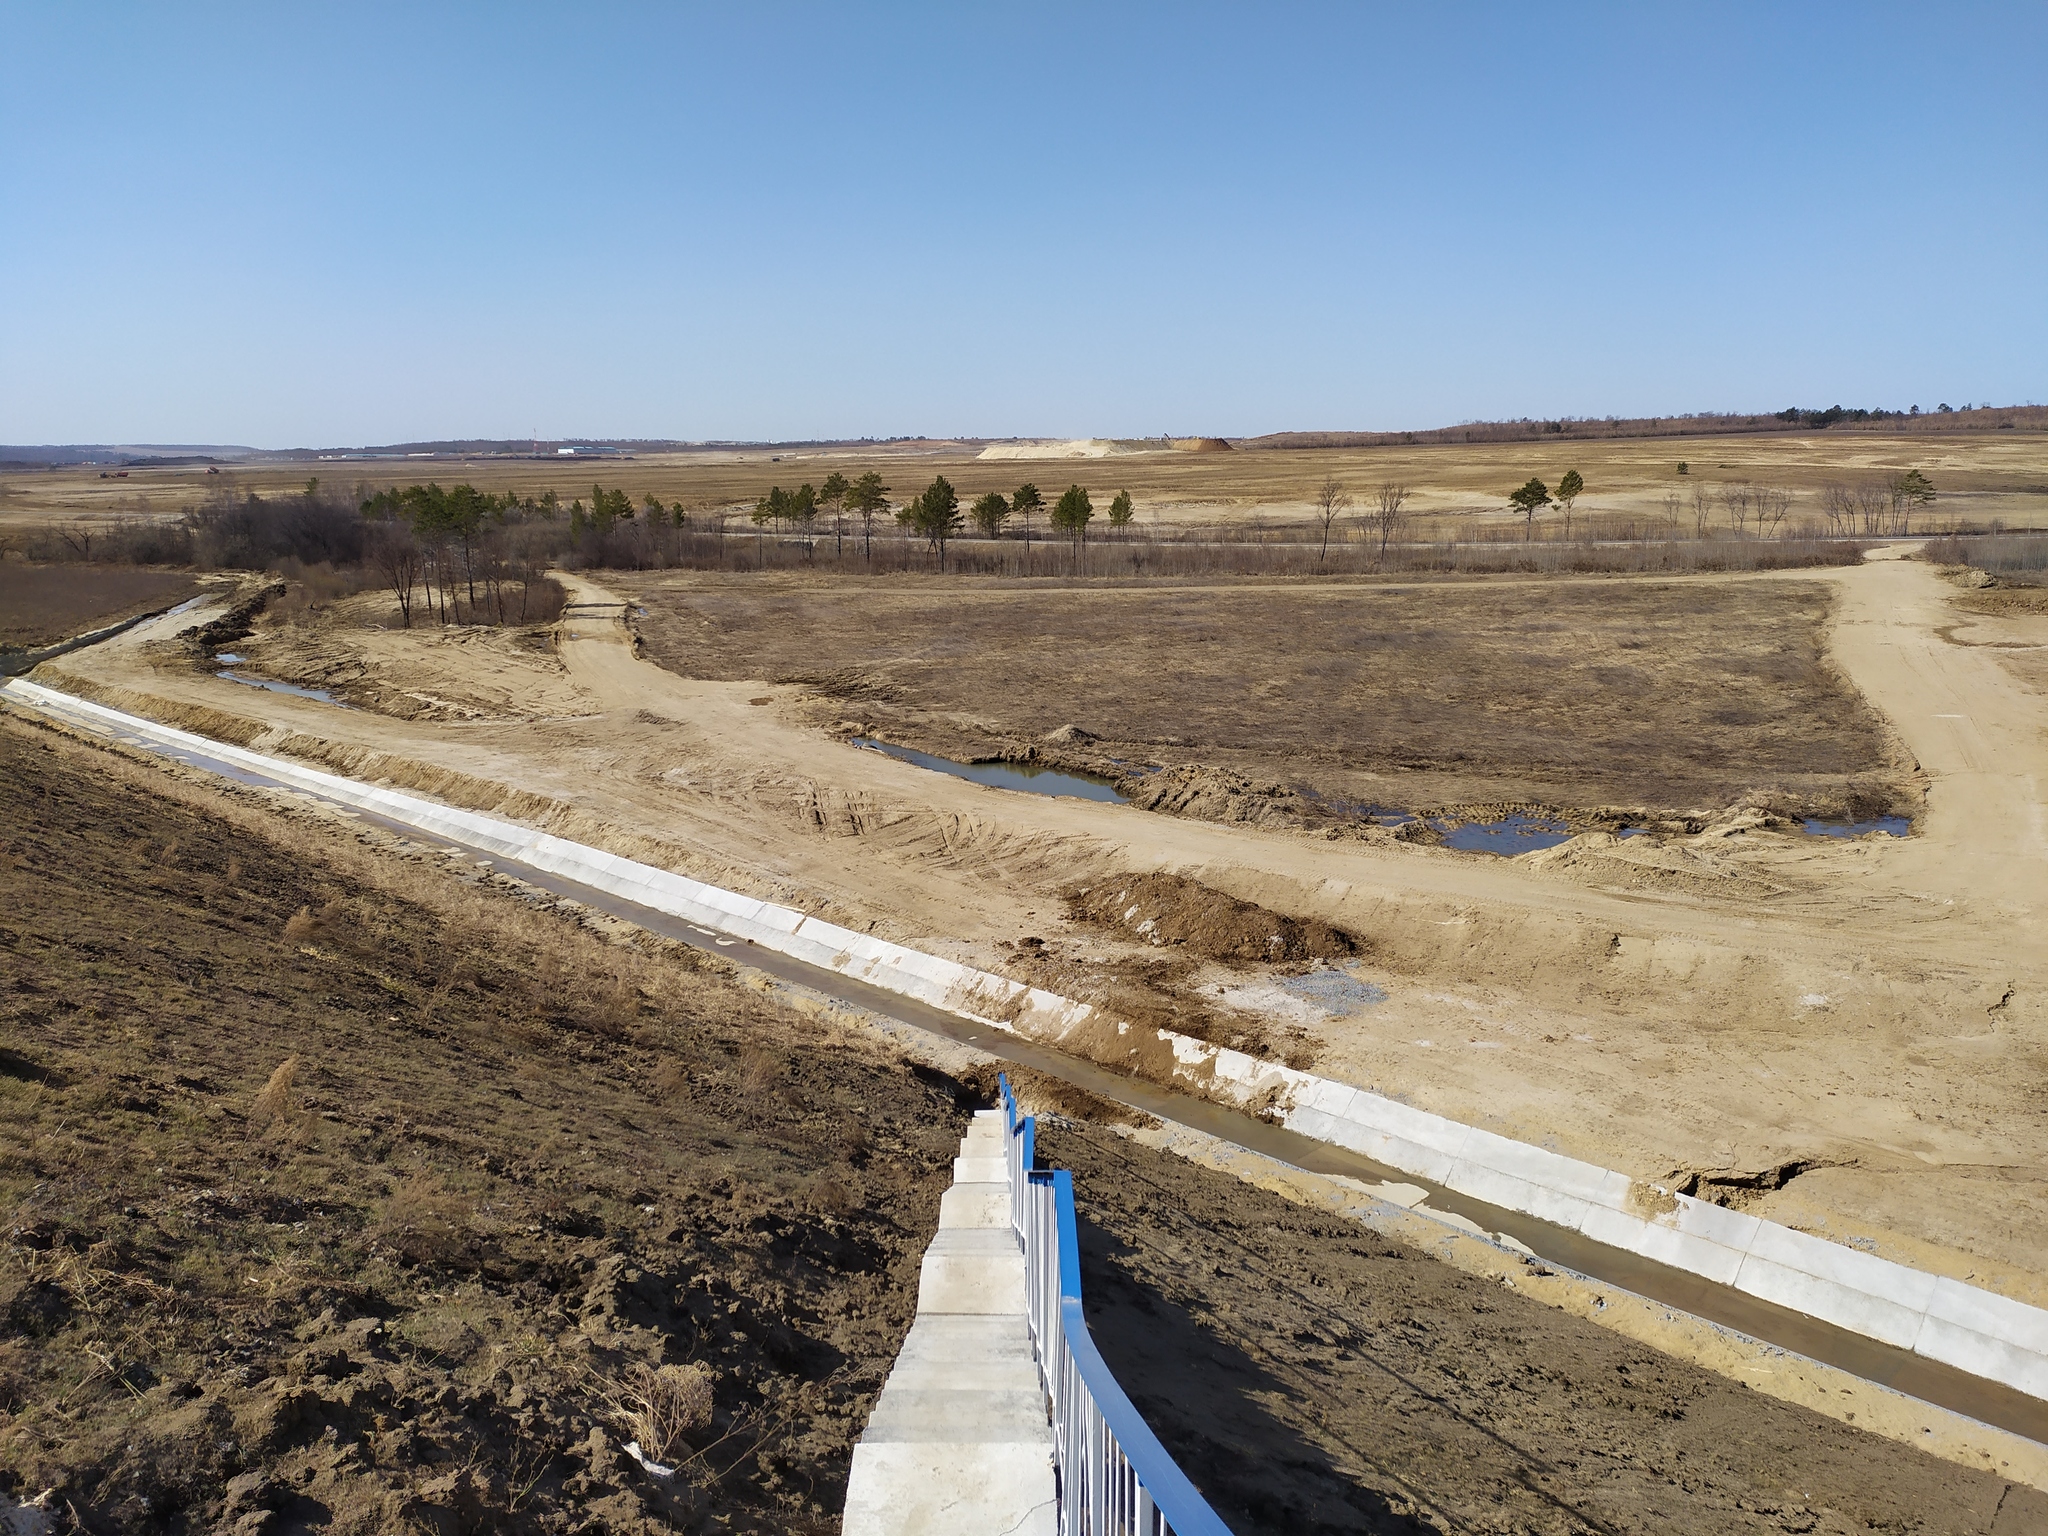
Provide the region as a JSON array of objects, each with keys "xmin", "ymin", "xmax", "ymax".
[
  {"xmin": 5, "ymin": 428, "xmax": 2045, "ymax": 539},
  {"xmin": 633, "ymin": 572, "xmax": 1898, "ymax": 816},
  {"xmin": 0, "ymin": 563, "xmax": 200, "ymax": 655}
]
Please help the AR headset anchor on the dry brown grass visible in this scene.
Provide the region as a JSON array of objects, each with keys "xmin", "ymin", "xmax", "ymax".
[
  {"xmin": 248, "ymin": 1055, "xmax": 299, "ymax": 1129},
  {"xmin": 0, "ymin": 563, "xmax": 199, "ymax": 653},
  {"xmin": 6, "ymin": 429, "xmax": 2042, "ymax": 540},
  {"xmin": 636, "ymin": 570, "xmax": 1901, "ymax": 816},
  {"xmin": 597, "ymin": 1361, "xmax": 715, "ymax": 1465}
]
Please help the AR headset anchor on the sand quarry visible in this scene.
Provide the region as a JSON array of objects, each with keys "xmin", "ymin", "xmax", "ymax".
[{"xmin": 28, "ymin": 543, "xmax": 2046, "ymax": 1319}]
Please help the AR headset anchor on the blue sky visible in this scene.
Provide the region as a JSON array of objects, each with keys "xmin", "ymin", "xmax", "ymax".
[{"xmin": 2, "ymin": 3, "xmax": 2042, "ymax": 445}]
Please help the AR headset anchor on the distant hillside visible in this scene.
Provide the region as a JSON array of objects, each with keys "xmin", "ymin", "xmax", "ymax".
[
  {"xmin": 1237, "ymin": 403, "xmax": 2047, "ymax": 450},
  {"xmin": 0, "ymin": 444, "xmax": 258, "ymax": 466}
]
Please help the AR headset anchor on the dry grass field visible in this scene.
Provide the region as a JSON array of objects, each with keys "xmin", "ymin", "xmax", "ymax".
[
  {"xmin": 4, "ymin": 429, "xmax": 2044, "ymax": 543},
  {"xmin": 0, "ymin": 565, "xmax": 200, "ymax": 655},
  {"xmin": 631, "ymin": 572, "xmax": 1899, "ymax": 817}
]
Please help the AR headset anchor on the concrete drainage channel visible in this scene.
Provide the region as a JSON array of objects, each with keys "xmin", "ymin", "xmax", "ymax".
[{"xmin": 7, "ymin": 675, "xmax": 2048, "ymax": 1460}]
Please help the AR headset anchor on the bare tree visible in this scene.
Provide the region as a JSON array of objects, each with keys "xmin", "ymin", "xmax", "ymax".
[
  {"xmin": 1661, "ymin": 490, "xmax": 1682, "ymax": 538},
  {"xmin": 1364, "ymin": 482, "xmax": 1410, "ymax": 569},
  {"xmin": 367, "ymin": 522, "xmax": 423, "ymax": 628},
  {"xmin": 1818, "ymin": 481, "xmax": 1854, "ymax": 537},
  {"xmin": 1691, "ymin": 480, "xmax": 1714, "ymax": 540},
  {"xmin": 1853, "ymin": 481, "xmax": 1890, "ymax": 536},
  {"xmin": 1754, "ymin": 485, "xmax": 1794, "ymax": 539},
  {"xmin": 1720, "ymin": 482, "xmax": 1754, "ymax": 538},
  {"xmin": 1311, "ymin": 477, "xmax": 1352, "ymax": 565}
]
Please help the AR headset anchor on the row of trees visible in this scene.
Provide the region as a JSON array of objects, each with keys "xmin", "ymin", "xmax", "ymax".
[
  {"xmin": 1817, "ymin": 471, "xmax": 1937, "ymax": 536},
  {"xmin": 751, "ymin": 475, "xmax": 1133, "ymax": 563}
]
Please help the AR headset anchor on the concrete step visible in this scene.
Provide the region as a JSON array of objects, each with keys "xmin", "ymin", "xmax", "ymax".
[
  {"xmin": 886, "ymin": 1313, "xmax": 1036, "ymax": 1368},
  {"xmin": 862, "ymin": 1385, "xmax": 1052, "ymax": 1443},
  {"xmin": 951, "ymin": 1154, "xmax": 1008, "ymax": 1183},
  {"xmin": 938, "ymin": 1184, "xmax": 1012, "ymax": 1230},
  {"xmin": 918, "ymin": 1236, "xmax": 1027, "ymax": 1315},
  {"xmin": 843, "ymin": 1442, "xmax": 1056, "ymax": 1536}
]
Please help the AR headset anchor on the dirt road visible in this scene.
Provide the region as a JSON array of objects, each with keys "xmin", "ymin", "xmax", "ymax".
[
  {"xmin": 30, "ymin": 554, "xmax": 2047, "ymax": 1299},
  {"xmin": 1824, "ymin": 546, "xmax": 2047, "ymax": 912}
]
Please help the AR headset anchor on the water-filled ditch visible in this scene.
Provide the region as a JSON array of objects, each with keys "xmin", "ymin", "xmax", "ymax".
[
  {"xmin": 213, "ymin": 656, "xmax": 351, "ymax": 707},
  {"xmin": 850, "ymin": 744, "xmax": 1909, "ymax": 852},
  {"xmin": 852, "ymin": 738, "xmax": 1127, "ymax": 803}
]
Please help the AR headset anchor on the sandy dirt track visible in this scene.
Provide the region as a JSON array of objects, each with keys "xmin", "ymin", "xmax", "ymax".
[{"xmin": 30, "ymin": 554, "xmax": 2047, "ymax": 1304}]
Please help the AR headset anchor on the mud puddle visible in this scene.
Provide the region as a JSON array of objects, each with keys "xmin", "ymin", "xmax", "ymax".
[
  {"xmin": 853, "ymin": 737, "xmax": 1127, "ymax": 803},
  {"xmin": 214, "ymin": 656, "xmax": 352, "ymax": 708},
  {"xmin": 1804, "ymin": 814, "xmax": 1912, "ymax": 838},
  {"xmin": 1365, "ymin": 805, "xmax": 1576, "ymax": 854}
]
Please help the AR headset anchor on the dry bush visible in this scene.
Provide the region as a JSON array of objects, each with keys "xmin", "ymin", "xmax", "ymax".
[
  {"xmin": 599, "ymin": 1361, "xmax": 714, "ymax": 1464},
  {"xmin": 375, "ymin": 1170, "xmax": 475, "ymax": 1269},
  {"xmin": 651, "ymin": 1059, "xmax": 688, "ymax": 1097},
  {"xmin": 838, "ymin": 1114, "xmax": 869, "ymax": 1162},
  {"xmin": 283, "ymin": 904, "xmax": 318, "ymax": 941},
  {"xmin": 806, "ymin": 1175, "xmax": 852, "ymax": 1214},
  {"xmin": 738, "ymin": 1043, "xmax": 782, "ymax": 1094},
  {"xmin": 250, "ymin": 1055, "xmax": 299, "ymax": 1130}
]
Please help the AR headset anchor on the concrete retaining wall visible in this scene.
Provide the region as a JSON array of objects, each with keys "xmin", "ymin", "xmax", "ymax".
[{"xmin": 10, "ymin": 675, "xmax": 2044, "ymax": 1409}]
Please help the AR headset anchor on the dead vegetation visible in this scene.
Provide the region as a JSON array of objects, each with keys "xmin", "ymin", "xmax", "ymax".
[
  {"xmin": 0, "ymin": 718, "xmax": 966, "ymax": 1533},
  {"xmin": 0, "ymin": 564, "xmax": 200, "ymax": 656},
  {"xmin": 636, "ymin": 572, "xmax": 1902, "ymax": 817}
]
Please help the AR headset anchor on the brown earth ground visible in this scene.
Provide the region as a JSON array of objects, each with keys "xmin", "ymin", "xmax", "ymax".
[
  {"xmin": 0, "ymin": 565, "xmax": 201, "ymax": 656},
  {"xmin": 630, "ymin": 570, "xmax": 1900, "ymax": 816},
  {"xmin": 15, "ymin": 547, "xmax": 2048, "ymax": 1317},
  {"xmin": 4, "ymin": 429, "xmax": 2044, "ymax": 540},
  {"xmin": 1040, "ymin": 1119, "xmax": 2048, "ymax": 1535},
  {"xmin": 0, "ymin": 721, "xmax": 962, "ymax": 1533},
  {"xmin": 10, "ymin": 722, "xmax": 2045, "ymax": 1533}
]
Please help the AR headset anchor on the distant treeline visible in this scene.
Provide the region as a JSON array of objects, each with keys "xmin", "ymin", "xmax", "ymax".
[{"xmin": 1241, "ymin": 402, "xmax": 2047, "ymax": 451}]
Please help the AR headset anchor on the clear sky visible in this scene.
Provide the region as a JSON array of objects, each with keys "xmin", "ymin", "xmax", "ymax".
[{"xmin": 3, "ymin": 3, "xmax": 2042, "ymax": 446}]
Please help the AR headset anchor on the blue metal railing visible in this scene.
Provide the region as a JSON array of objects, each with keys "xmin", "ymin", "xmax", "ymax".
[{"xmin": 998, "ymin": 1074, "xmax": 1235, "ymax": 1536}]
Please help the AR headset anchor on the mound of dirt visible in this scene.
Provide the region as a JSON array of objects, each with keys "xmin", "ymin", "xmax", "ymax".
[
  {"xmin": 1169, "ymin": 437, "xmax": 1232, "ymax": 452},
  {"xmin": 1067, "ymin": 872, "xmax": 1356, "ymax": 966},
  {"xmin": 1123, "ymin": 766, "xmax": 1306, "ymax": 827},
  {"xmin": 179, "ymin": 582, "xmax": 284, "ymax": 652},
  {"xmin": 1041, "ymin": 723, "xmax": 1096, "ymax": 745}
]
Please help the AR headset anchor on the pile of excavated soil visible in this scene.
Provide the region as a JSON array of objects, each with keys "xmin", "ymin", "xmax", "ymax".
[
  {"xmin": 1067, "ymin": 872, "xmax": 1356, "ymax": 965},
  {"xmin": 0, "ymin": 721, "xmax": 963, "ymax": 1534},
  {"xmin": 1040, "ymin": 1122, "xmax": 2045, "ymax": 1536}
]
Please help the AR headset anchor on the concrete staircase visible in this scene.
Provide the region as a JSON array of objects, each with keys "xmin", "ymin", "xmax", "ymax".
[{"xmin": 843, "ymin": 1110, "xmax": 1057, "ymax": 1535}]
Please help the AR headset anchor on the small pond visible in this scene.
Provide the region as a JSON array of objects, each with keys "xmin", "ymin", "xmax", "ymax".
[
  {"xmin": 1438, "ymin": 813, "xmax": 1574, "ymax": 855},
  {"xmin": 853, "ymin": 739, "xmax": 1128, "ymax": 804}
]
